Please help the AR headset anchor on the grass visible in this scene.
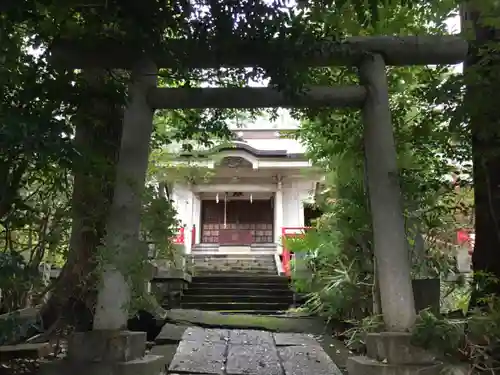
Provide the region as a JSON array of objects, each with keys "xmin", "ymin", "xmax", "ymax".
[{"xmin": 165, "ymin": 308, "xmax": 321, "ymax": 332}]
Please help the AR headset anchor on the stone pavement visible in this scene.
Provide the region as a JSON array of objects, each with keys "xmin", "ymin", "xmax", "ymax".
[{"xmin": 167, "ymin": 327, "xmax": 343, "ymax": 375}]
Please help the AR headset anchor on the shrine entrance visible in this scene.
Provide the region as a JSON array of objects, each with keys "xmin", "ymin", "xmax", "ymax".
[
  {"xmin": 52, "ymin": 29, "xmax": 469, "ymax": 337},
  {"xmin": 200, "ymin": 194, "xmax": 274, "ymax": 245}
]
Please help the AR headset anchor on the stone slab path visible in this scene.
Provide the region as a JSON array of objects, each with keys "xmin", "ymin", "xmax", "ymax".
[{"xmin": 168, "ymin": 327, "xmax": 343, "ymax": 375}]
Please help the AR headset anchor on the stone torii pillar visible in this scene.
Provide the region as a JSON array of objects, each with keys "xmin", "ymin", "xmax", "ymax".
[
  {"xmin": 41, "ymin": 59, "xmax": 165, "ymax": 375},
  {"xmin": 348, "ymin": 53, "xmax": 465, "ymax": 375},
  {"xmin": 93, "ymin": 59, "xmax": 157, "ymax": 331},
  {"xmin": 359, "ymin": 54, "xmax": 416, "ymax": 332}
]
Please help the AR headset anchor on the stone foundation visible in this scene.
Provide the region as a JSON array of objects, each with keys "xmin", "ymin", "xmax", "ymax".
[
  {"xmin": 347, "ymin": 355, "xmax": 443, "ymax": 375},
  {"xmin": 39, "ymin": 330, "xmax": 166, "ymax": 375},
  {"xmin": 347, "ymin": 332, "xmax": 443, "ymax": 375},
  {"xmin": 151, "ymin": 276, "xmax": 189, "ymax": 309},
  {"xmin": 150, "ymin": 261, "xmax": 191, "ymax": 309}
]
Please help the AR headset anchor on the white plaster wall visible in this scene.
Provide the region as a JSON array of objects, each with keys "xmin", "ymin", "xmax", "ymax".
[
  {"xmin": 282, "ymin": 180, "xmax": 302, "ymax": 228},
  {"xmin": 172, "ymin": 184, "xmax": 192, "ymax": 228},
  {"xmin": 282, "ymin": 179, "xmax": 315, "ymax": 229},
  {"xmin": 297, "ymin": 180, "xmax": 315, "ymax": 227}
]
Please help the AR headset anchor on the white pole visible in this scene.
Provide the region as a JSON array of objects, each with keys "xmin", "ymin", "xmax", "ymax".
[{"xmin": 224, "ymin": 193, "xmax": 227, "ymax": 229}]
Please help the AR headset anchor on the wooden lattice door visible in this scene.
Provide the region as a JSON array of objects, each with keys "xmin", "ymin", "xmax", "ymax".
[{"xmin": 201, "ymin": 199, "xmax": 273, "ymax": 244}]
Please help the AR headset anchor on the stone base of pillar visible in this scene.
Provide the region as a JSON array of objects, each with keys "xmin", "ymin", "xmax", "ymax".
[
  {"xmin": 347, "ymin": 356, "xmax": 443, "ymax": 375},
  {"xmin": 365, "ymin": 332, "xmax": 436, "ymax": 364},
  {"xmin": 347, "ymin": 332, "xmax": 467, "ymax": 375},
  {"xmin": 39, "ymin": 330, "xmax": 166, "ymax": 375}
]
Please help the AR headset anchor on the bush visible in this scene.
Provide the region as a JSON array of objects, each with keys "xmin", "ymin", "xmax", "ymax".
[{"xmin": 0, "ymin": 251, "xmax": 44, "ymax": 313}]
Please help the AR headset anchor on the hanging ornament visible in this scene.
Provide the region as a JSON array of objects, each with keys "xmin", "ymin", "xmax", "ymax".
[
  {"xmin": 250, "ymin": 194, "xmax": 253, "ymax": 203},
  {"xmin": 216, "ymin": 193, "xmax": 219, "ymax": 203}
]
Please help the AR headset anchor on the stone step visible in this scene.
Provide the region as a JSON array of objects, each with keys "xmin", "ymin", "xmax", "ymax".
[
  {"xmin": 192, "ymin": 255, "xmax": 275, "ymax": 260},
  {"xmin": 181, "ymin": 294, "xmax": 293, "ymax": 303},
  {"xmin": 194, "ymin": 267, "xmax": 277, "ymax": 272},
  {"xmin": 194, "ymin": 270, "xmax": 277, "ymax": 277},
  {"xmin": 194, "ymin": 266, "xmax": 277, "ymax": 272},
  {"xmin": 185, "ymin": 287, "xmax": 293, "ymax": 296},
  {"xmin": 194, "ymin": 272, "xmax": 278, "ymax": 277},
  {"xmin": 194, "ymin": 266, "xmax": 276, "ymax": 270},
  {"xmin": 193, "ymin": 260, "xmax": 276, "ymax": 265},
  {"xmin": 189, "ymin": 282, "xmax": 291, "ymax": 290},
  {"xmin": 192, "ymin": 275, "xmax": 289, "ymax": 284},
  {"xmin": 193, "ymin": 258, "xmax": 276, "ymax": 264},
  {"xmin": 180, "ymin": 269, "xmax": 292, "ymax": 313},
  {"xmin": 194, "ymin": 269, "xmax": 277, "ymax": 274},
  {"xmin": 214, "ymin": 310, "xmax": 288, "ymax": 315},
  {"xmin": 194, "ymin": 264, "xmax": 276, "ymax": 270},
  {"xmin": 194, "ymin": 262, "xmax": 276, "ymax": 268},
  {"xmin": 180, "ymin": 301, "xmax": 290, "ymax": 311},
  {"xmin": 191, "ymin": 251, "xmax": 279, "ymax": 255},
  {"xmin": 191, "ymin": 247, "xmax": 219, "ymax": 253},
  {"xmin": 193, "ymin": 266, "xmax": 278, "ymax": 275},
  {"xmin": 191, "ymin": 247, "xmax": 277, "ymax": 254}
]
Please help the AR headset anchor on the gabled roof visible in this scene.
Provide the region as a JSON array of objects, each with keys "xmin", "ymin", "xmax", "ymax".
[{"xmin": 180, "ymin": 141, "xmax": 307, "ymax": 160}]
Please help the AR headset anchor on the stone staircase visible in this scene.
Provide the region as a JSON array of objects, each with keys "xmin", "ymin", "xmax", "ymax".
[
  {"xmin": 192, "ymin": 253, "xmax": 278, "ymax": 275},
  {"xmin": 180, "ymin": 254, "xmax": 294, "ymax": 314},
  {"xmin": 190, "ymin": 243, "xmax": 219, "ymax": 253}
]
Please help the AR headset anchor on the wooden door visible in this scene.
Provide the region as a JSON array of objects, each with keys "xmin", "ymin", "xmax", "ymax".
[
  {"xmin": 201, "ymin": 199, "xmax": 274, "ymax": 244},
  {"xmin": 200, "ymin": 200, "xmax": 223, "ymax": 243}
]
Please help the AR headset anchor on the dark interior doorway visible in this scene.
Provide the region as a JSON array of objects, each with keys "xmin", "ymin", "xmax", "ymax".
[{"xmin": 304, "ymin": 203, "xmax": 322, "ymax": 227}]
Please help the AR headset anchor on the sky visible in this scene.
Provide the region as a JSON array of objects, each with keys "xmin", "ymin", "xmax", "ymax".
[
  {"xmin": 445, "ymin": 14, "xmax": 463, "ymax": 72},
  {"xmin": 446, "ymin": 13, "xmax": 461, "ymax": 33}
]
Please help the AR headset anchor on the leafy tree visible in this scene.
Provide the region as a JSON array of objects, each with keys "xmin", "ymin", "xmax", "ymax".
[
  {"xmin": 461, "ymin": 0, "xmax": 500, "ymax": 303},
  {"xmin": 0, "ymin": 1, "xmax": 77, "ymax": 318},
  {"xmin": 287, "ymin": 0, "xmax": 466, "ymax": 321}
]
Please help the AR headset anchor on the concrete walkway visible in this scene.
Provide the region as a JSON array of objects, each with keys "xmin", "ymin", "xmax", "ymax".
[{"xmin": 166, "ymin": 327, "xmax": 343, "ymax": 375}]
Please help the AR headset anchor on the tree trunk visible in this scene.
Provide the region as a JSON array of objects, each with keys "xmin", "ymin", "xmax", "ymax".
[
  {"xmin": 41, "ymin": 70, "xmax": 123, "ymax": 331},
  {"xmin": 463, "ymin": 1, "xmax": 500, "ymax": 302}
]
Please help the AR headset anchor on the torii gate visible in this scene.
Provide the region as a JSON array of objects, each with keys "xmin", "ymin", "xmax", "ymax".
[{"xmin": 46, "ymin": 35, "xmax": 468, "ymax": 375}]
